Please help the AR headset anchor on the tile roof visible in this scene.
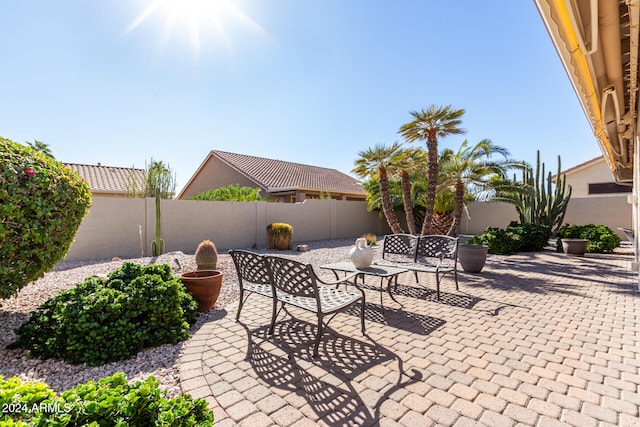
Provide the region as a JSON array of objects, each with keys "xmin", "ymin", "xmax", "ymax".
[
  {"xmin": 64, "ymin": 163, "xmax": 146, "ymax": 194},
  {"xmin": 211, "ymin": 150, "xmax": 365, "ymax": 195}
]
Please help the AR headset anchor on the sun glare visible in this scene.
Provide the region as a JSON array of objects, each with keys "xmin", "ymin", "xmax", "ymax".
[{"xmin": 125, "ymin": 0, "xmax": 263, "ymax": 54}]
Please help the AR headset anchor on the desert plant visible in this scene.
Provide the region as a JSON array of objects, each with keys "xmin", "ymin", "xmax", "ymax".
[
  {"xmin": 0, "ymin": 137, "xmax": 92, "ymax": 300},
  {"xmin": 195, "ymin": 240, "xmax": 218, "ymax": 270},
  {"xmin": 0, "ymin": 373, "xmax": 213, "ymax": 426},
  {"xmin": 267, "ymin": 223, "xmax": 293, "ymax": 250},
  {"xmin": 9, "ymin": 263, "xmax": 198, "ymax": 366},
  {"xmin": 499, "ymin": 151, "xmax": 571, "ymax": 233},
  {"xmin": 555, "ymin": 224, "xmax": 621, "ymax": 253}
]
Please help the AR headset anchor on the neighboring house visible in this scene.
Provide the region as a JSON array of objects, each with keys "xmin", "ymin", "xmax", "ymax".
[
  {"xmin": 557, "ymin": 156, "xmax": 632, "ymax": 198},
  {"xmin": 64, "ymin": 163, "xmax": 145, "ymax": 198},
  {"xmin": 177, "ymin": 150, "xmax": 367, "ymax": 202}
]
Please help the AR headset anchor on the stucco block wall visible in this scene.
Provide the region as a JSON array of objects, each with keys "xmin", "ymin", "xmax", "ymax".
[{"xmin": 66, "ymin": 198, "xmax": 390, "ymax": 261}]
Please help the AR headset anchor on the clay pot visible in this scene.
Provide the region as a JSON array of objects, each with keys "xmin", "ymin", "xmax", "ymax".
[
  {"xmin": 180, "ymin": 270, "xmax": 223, "ymax": 312},
  {"xmin": 458, "ymin": 244, "xmax": 489, "ymax": 273},
  {"xmin": 562, "ymin": 238, "xmax": 589, "ymax": 256}
]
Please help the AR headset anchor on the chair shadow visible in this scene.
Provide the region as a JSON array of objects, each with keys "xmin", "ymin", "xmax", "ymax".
[
  {"xmin": 242, "ymin": 320, "xmax": 422, "ymax": 426},
  {"xmin": 344, "ymin": 301, "xmax": 446, "ymax": 335},
  {"xmin": 393, "ymin": 283, "xmax": 481, "ymax": 309}
]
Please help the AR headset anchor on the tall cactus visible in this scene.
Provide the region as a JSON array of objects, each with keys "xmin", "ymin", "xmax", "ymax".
[
  {"xmin": 514, "ymin": 151, "xmax": 572, "ymax": 232},
  {"xmin": 151, "ymin": 187, "xmax": 164, "ymax": 256}
]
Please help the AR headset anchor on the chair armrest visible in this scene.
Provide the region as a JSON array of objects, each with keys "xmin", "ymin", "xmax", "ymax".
[{"xmin": 317, "ymin": 271, "xmax": 360, "ymax": 287}]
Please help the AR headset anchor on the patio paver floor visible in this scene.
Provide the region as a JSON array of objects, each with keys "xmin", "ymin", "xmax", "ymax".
[{"xmin": 180, "ymin": 250, "xmax": 640, "ymax": 426}]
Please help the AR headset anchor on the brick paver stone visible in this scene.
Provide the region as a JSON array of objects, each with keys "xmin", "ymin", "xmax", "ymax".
[{"xmin": 178, "ymin": 249, "xmax": 639, "ymax": 425}]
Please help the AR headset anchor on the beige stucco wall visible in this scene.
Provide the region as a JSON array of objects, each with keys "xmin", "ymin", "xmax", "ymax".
[
  {"xmin": 66, "ymin": 198, "xmax": 390, "ymax": 261},
  {"xmin": 66, "ymin": 195, "xmax": 633, "ymax": 261}
]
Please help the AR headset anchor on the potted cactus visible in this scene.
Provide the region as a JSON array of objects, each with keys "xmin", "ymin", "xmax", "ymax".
[{"xmin": 180, "ymin": 240, "xmax": 223, "ymax": 312}]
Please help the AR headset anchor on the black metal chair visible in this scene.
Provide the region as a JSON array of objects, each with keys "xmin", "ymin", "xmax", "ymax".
[
  {"xmin": 378, "ymin": 234, "xmax": 418, "ymax": 266},
  {"xmin": 229, "ymin": 250, "xmax": 273, "ymax": 322},
  {"xmin": 264, "ymin": 255, "xmax": 365, "ymax": 357},
  {"xmin": 413, "ymin": 235, "xmax": 459, "ymax": 299}
]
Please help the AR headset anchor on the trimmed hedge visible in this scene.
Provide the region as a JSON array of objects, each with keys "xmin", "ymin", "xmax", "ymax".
[
  {"xmin": 9, "ymin": 263, "xmax": 198, "ymax": 366},
  {"xmin": 0, "ymin": 137, "xmax": 92, "ymax": 299},
  {"xmin": 0, "ymin": 373, "xmax": 213, "ymax": 426},
  {"xmin": 555, "ymin": 224, "xmax": 621, "ymax": 253}
]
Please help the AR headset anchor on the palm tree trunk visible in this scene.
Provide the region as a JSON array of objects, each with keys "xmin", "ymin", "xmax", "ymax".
[
  {"xmin": 421, "ymin": 134, "xmax": 438, "ymax": 235},
  {"xmin": 400, "ymin": 171, "xmax": 417, "ymax": 234},
  {"xmin": 379, "ymin": 167, "xmax": 404, "ymax": 234},
  {"xmin": 449, "ymin": 180, "xmax": 465, "ymax": 236}
]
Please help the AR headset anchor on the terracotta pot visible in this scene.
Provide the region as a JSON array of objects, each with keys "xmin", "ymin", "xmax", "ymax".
[
  {"xmin": 458, "ymin": 244, "xmax": 489, "ymax": 273},
  {"xmin": 180, "ymin": 270, "xmax": 223, "ymax": 312},
  {"xmin": 562, "ymin": 238, "xmax": 589, "ymax": 256}
]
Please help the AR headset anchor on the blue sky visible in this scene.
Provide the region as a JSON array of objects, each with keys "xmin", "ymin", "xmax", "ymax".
[{"xmin": 0, "ymin": 1, "xmax": 600, "ymax": 193}]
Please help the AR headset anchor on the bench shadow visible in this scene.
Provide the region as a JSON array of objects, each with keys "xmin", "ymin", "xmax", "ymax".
[
  {"xmin": 344, "ymin": 302, "xmax": 446, "ymax": 335},
  {"xmin": 242, "ymin": 320, "xmax": 422, "ymax": 426}
]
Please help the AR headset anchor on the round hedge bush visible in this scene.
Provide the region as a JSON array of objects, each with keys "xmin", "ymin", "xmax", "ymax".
[
  {"xmin": 0, "ymin": 137, "xmax": 92, "ymax": 299},
  {"xmin": 9, "ymin": 263, "xmax": 199, "ymax": 366}
]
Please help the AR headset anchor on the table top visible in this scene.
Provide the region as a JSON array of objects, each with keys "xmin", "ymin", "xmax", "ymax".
[{"xmin": 320, "ymin": 261, "xmax": 408, "ymax": 277}]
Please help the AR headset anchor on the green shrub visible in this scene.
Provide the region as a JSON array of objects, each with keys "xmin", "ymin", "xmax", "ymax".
[
  {"xmin": 468, "ymin": 227, "xmax": 521, "ymax": 255},
  {"xmin": 0, "ymin": 373, "xmax": 213, "ymax": 426},
  {"xmin": 555, "ymin": 224, "xmax": 621, "ymax": 253},
  {"xmin": 507, "ymin": 221, "xmax": 551, "ymax": 252},
  {"xmin": 9, "ymin": 263, "xmax": 198, "ymax": 366},
  {"xmin": 0, "ymin": 137, "xmax": 92, "ymax": 300},
  {"xmin": 187, "ymin": 184, "xmax": 266, "ymax": 201}
]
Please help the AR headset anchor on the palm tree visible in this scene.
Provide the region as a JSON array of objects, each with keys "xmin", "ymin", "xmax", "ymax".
[
  {"xmin": 27, "ymin": 139, "xmax": 55, "ymax": 159},
  {"xmin": 398, "ymin": 105, "xmax": 465, "ymax": 235},
  {"xmin": 439, "ymin": 139, "xmax": 520, "ymax": 236},
  {"xmin": 390, "ymin": 147, "xmax": 428, "ymax": 235},
  {"xmin": 353, "ymin": 143, "xmax": 405, "ymax": 234}
]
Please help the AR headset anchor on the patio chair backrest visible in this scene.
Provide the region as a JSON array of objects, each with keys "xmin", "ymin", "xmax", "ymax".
[
  {"xmin": 264, "ymin": 256, "xmax": 319, "ymax": 299},
  {"xmin": 229, "ymin": 250, "xmax": 271, "ymax": 286},
  {"xmin": 415, "ymin": 235, "xmax": 458, "ymax": 264},
  {"xmin": 382, "ymin": 234, "xmax": 418, "ymax": 263}
]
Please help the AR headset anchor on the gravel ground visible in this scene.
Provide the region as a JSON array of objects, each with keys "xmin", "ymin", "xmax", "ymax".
[{"xmin": 0, "ymin": 238, "xmax": 358, "ymax": 398}]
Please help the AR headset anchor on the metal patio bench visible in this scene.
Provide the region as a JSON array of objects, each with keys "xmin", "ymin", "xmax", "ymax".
[{"xmin": 264, "ymin": 255, "xmax": 366, "ymax": 357}]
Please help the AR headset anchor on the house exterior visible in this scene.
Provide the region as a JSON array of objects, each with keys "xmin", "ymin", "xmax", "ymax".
[
  {"xmin": 559, "ymin": 156, "xmax": 633, "ymax": 198},
  {"xmin": 535, "ymin": 1, "xmax": 639, "ymax": 276},
  {"xmin": 64, "ymin": 163, "xmax": 145, "ymax": 198},
  {"xmin": 177, "ymin": 150, "xmax": 367, "ymax": 202}
]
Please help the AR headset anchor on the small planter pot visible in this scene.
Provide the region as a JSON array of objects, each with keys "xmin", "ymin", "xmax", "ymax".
[
  {"xmin": 561, "ymin": 238, "xmax": 589, "ymax": 256},
  {"xmin": 180, "ymin": 270, "xmax": 223, "ymax": 312},
  {"xmin": 458, "ymin": 244, "xmax": 489, "ymax": 273}
]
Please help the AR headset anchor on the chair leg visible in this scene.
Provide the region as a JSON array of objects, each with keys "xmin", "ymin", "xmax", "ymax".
[
  {"xmin": 360, "ymin": 299, "xmax": 366, "ymax": 334},
  {"xmin": 454, "ymin": 269, "xmax": 459, "ymax": 290},
  {"xmin": 268, "ymin": 298, "xmax": 278, "ymax": 335},
  {"xmin": 414, "ymin": 270, "xmax": 419, "ymax": 283},
  {"xmin": 313, "ymin": 315, "xmax": 323, "ymax": 357},
  {"xmin": 235, "ymin": 289, "xmax": 245, "ymax": 322},
  {"xmin": 436, "ymin": 274, "xmax": 441, "ymax": 300}
]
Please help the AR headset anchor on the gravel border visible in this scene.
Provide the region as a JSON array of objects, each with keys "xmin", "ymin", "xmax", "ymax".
[{"xmin": 0, "ymin": 238, "xmax": 358, "ymax": 398}]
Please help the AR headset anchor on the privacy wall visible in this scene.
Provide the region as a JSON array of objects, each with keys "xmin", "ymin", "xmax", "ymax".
[{"xmin": 65, "ymin": 197, "xmax": 632, "ymax": 262}]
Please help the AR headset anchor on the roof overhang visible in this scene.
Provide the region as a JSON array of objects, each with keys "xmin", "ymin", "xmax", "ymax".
[{"xmin": 534, "ymin": 0, "xmax": 639, "ymax": 182}]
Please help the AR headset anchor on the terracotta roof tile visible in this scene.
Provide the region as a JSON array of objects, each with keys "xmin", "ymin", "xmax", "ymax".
[
  {"xmin": 212, "ymin": 150, "xmax": 365, "ymax": 194},
  {"xmin": 64, "ymin": 163, "xmax": 145, "ymax": 194}
]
